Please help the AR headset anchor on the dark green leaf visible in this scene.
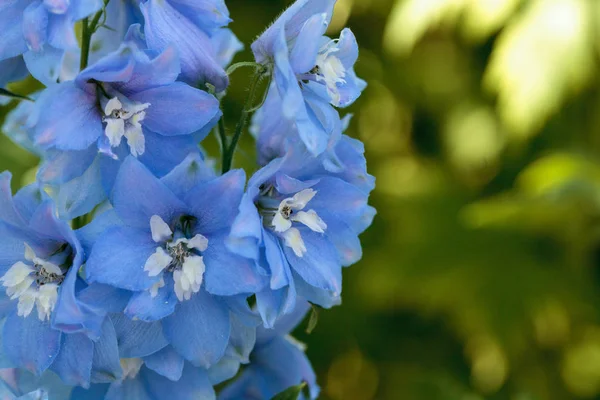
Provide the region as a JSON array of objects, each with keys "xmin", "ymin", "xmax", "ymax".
[
  {"xmin": 0, "ymin": 88, "xmax": 32, "ymax": 101},
  {"xmin": 270, "ymin": 383, "xmax": 307, "ymax": 400}
]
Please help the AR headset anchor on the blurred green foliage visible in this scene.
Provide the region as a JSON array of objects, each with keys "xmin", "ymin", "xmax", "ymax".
[{"xmin": 5, "ymin": 0, "xmax": 600, "ymax": 398}]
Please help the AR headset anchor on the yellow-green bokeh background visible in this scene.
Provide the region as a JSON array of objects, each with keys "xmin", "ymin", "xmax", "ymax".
[{"xmin": 5, "ymin": 0, "xmax": 600, "ymax": 398}]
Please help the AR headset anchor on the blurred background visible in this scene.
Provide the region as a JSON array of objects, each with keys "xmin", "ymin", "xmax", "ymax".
[{"xmin": 3, "ymin": 0, "xmax": 600, "ymax": 398}]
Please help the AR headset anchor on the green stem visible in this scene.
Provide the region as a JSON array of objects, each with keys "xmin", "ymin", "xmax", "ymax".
[
  {"xmin": 79, "ymin": 0, "xmax": 109, "ymax": 71},
  {"xmin": 226, "ymin": 61, "xmax": 261, "ymax": 76},
  {"xmin": 222, "ymin": 74, "xmax": 264, "ymax": 173},
  {"xmin": 217, "ymin": 115, "xmax": 228, "ymax": 157}
]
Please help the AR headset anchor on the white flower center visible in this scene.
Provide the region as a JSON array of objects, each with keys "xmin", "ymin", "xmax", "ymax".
[
  {"xmin": 259, "ymin": 188, "xmax": 327, "ymax": 258},
  {"xmin": 143, "ymin": 215, "xmax": 208, "ymax": 302},
  {"xmin": 314, "ymin": 42, "xmax": 346, "ymax": 104},
  {"xmin": 101, "ymin": 96, "xmax": 150, "ymax": 158},
  {"xmin": 0, "ymin": 243, "xmax": 64, "ymax": 321},
  {"xmin": 120, "ymin": 358, "xmax": 144, "ymax": 380}
]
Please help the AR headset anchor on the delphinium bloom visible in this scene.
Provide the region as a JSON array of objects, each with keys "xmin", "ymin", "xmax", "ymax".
[
  {"xmin": 140, "ymin": 0, "xmax": 235, "ymax": 92},
  {"xmin": 219, "ymin": 300, "xmax": 319, "ymax": 400},
  {"xmin": 251, "ymin": 0, "xmax": 366, "ymax": 156},
  {"xmin": 0, "ymin": 0, "xmax": 103, "ymax": 85},
  {"xmin": 0, "ymin": 173, "xmax": 122, "ymax": 388},
  {"xmin": 31, "ymin": 25, "xmax": 221, "ymax": 219},
  {"xmin": 84, "ymin": 155, "xmax": 267, "ymax": 370},
  {"xmin": 229, "ymin": 138, "xmax": 375, "ymax": 326}
]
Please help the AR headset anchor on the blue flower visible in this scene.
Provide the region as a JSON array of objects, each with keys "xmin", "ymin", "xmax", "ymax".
[
  {"xmin": 139, "ymin": 0, "xmax": 236, "ymax": 92},
  {"xmin": 229, "ymin": 138, "xmax": 375, "ymax": 327},
  {"xmin": 251, "ymin": 0, "xmax": 366, "ymax": 156},
  {"xmin": 84, "ymin": 155, "xmax": 268, "ymax": 368},
  {"xmin": 30, "ymin": 25, "xmax": 221, "ymax": 219},
  {"xmin": 219, "ymin": 300, "xmax": 319, "ymax": 400},
  {"xmin": 0, "ymin": 173, "xmax": 122, "ymax": 388},
  {"xmin": 0, "ymin": 0, "xmax": 103, "ymax": 85},
  {"xmin": 70, "ymin": 359, "xmax": 216, "ymax": 400}
]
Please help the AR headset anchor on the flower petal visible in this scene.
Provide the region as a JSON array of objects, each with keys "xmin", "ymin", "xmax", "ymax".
[
  {"xmin": 3, "ymin": 312, "xmax": 62, "ymax": 375},
  {"xmin": 162, "ymin": 290, "xmax": 230, "ymax": 368}
]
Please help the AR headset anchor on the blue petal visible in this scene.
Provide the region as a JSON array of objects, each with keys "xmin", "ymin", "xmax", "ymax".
[
  {"xmin": 70, "ymin": 384, "xmax": 109, "ymax": 400},
  {"xmin": 141, "ymin": 0, "xmax": 228, "ymax": 91},
  {"xmin": 0, "ymin": 172, "xmax": 27, "ymax": 227},
  {"xmin": 138, "ymin": 129, "xmax": 203, "ymax": 178},
  {"xmin": 256, "ymin": 285, "xmax": 297, "ymax": 329},
  {"xmin": 12, "ymin": 184, "xmax": 46, "ymax": 224},
  {"xmin": 116, "ymin": 45, "xmax": 182, "ymax": 96},
  {"xmin": 263, "ymin": 231, "xmax": 291, "ymax": 290},
  {"xmin": 251, "ymin": 0, "xmax": 335, "ymax": 64},
  {"xmin": 46, "ymin": 13, "xmax": 77, "ymax": 50},
  {"xmin": 25, "ymin": 45, "xmax": 64, "ymax": 87},
  {"xmin": 257, "ymin": 300, "xmax": 310, "ymax": 345},
  {"xmin": 111, "ymin": 156, "xmax": 187, "ymax": 229},
  {"xmin": 204, "ymin": 231, "xmax": 267, "ymax": 296},
  {"xmin": 51, "ymin": 156, "xmax": 107, "ymax": 220},
  {"xmin": 110, "ymin": 314, "xmax": 169, "ymax": 358},
  {"xmin": 225, "ymin": 314, "xmax": 256, "ymax": 364},
  {"xmin": 3, "ymin": 312, "xmax": 62, "ymax": 375},
  {"xmin": 0, "ymin": 1, "xmax": 28, "ymax": 60},
  {"xmin": 284, "ymin": 227, "xmax": 342, "ymax": 294},
  {"xmin": 162, "ymin": 291, "xmax": 230, "ymax": 368},
  {"xmin": 184, "ymin": 169, "xmax": 246, "ymax": 235},
  {"xmin": 142, "ymin": 363, "xmax": 215, "ymax": 400},
  {"xmin": 76, "ymin": 45, "xmax": 135, "ymax": 84},
  {"xmin": 33, "ymin": 82, "xmax": 102, "ymax": 151},
  {"xmin": 23, "ymin": 1, "xmax": 48, "ymax": 52},
  {"xmin": 293, "ymin": 272, "xmax": 341, "ymax": 310},
  {"xmin": 211, "ymin": 28, "xmax": 243, "ymax": 68},
  {"xmin": 50, "ymin": 333, "xmax": 93, "ymax": 388},
  {"xmin": 168, "ymin": 0, "xmax": 231, "ymax": 33},
  {"xmin": 143, "ymin": 346, "xmax": 184, "ymax": 382},
  {"xmin": 220, "ymin": 335, "xmax": 319, "ymax": 400},
  {"xmin": 105, "ymin": 379, "xmax": 151, "ymax": 400},
  {"xmin": 227, "ymin": 191, "xmax": 262, "ymax": 261},
  {"xmin": 38, "ymin": 148, "xmax": 97, "ymax": 185},
  {"xmin": 309, "ymin": 176, "xmax": 370, "ymax": 233},
  {"xmin": 76, "ymin": 209, "xmax": 122, "ymax": 257},
  {"xmin": 160, "ymin": 153, "xmax": 216, "ymax": 199},
  {"xmin": 124, "ymin": 275, "xmax": 177, "ymax": 322},
  {"xmin": 131, "ymin": 82, "xmax": 220, "ymax": 137},
  {"xmin": 323, "ymin": 216, "xmax": 363, "ymax": 266},
  {"xmin": 69, "ymin": 0, "xmax": 103, "ymax": 20},
  {"xmin": 289, "ymin": 13, "xmax": 328, "ymax": 74},
  {"xmin": 0, "ymin": 57, "xmax": 28, "ymax": 87},
  {"xmin": 208, "ymin": 356, "xmax": 241, "ymax": 385},
  {"xmin": 77, "ymin": 284, "xmax": 131, "ymax": 315},
  {"xmin": 85, "ymin": 226, "xmax": 159, "ymax": 291},
  {"xmin": 90, "ymin": 318, "xmax": 122, "ymax": 384}
]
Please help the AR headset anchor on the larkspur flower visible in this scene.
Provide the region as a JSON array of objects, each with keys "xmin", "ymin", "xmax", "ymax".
[
  {"xmin": 139, "ymin": 0, "xmax": 235, "ymax": 92},
  {"xmin": 0, "ymin": 0, "xmax": 103, "ymax": 85},
  {"xmin": 0, "ymin": 173, "xmax": 122, "ymax": 388},
  {"xmin": 84, "ymin": 155, "xmax": 267, "ymax": 369},
  {"xmin": 220, "ymin": 300, "xmax": 319, "ymax": 400},
  {"xmin": 30, "ymin": 25, "xmax": 220, "ymax": 219},
  {"xmin": 251, "ymin": 0, "xmax": 366, "ymax": 156},
  {"xmin": 229, "ymin": 137, "xmax": 375, "ymax": 326}
]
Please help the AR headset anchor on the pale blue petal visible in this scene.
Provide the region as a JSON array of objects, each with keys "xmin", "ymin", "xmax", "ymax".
[
  {"xmin": 3, "ymin": 312, "xmax": 62, "ymax": 375},
  {"xmin": 163, "ymin": 291, "xmax": 230, "ymax": 368},
  {"xmin": 183, "ymin": 169, "xmax": 246, "ymax": 235},
  {"xmin": 110, "ymin": 314, "xmax": 168, "ymax": 358},
  {"xmin": 85, "ymin": 226, "xmax": 159, "ymax": 291},
  {"xmin": 90, "ymin": 318, "xmax": 122, "ymax": 384},
  {"xmin": 111, "ymin": 157, "xmax": 187, "ymax": 229},
  {"xmin": 50, "ymin": 333, "xmax": 93, "ymax": 388},
  {"xmin": 33, "ymin": 82, "xmax": 102, "ymax": 151},
  {"xmin": 143, "ymin": 346, "xmax": 184, "ymax": 382},
  {"xmin": 130, "ymin": 82, "xmax": 220, "ymax": 136}
]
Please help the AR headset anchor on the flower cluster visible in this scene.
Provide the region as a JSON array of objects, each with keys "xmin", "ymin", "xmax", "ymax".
[{"xmin": 0, "ymin": 0, "xmax": 374, "ymax": 399}]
